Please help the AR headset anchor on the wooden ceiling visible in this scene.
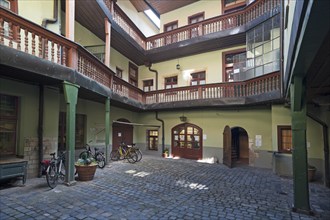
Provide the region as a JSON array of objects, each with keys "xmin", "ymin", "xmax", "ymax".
[{"xmin": 129, "ymin": 0, "xmax": 199, "ymax": 14}]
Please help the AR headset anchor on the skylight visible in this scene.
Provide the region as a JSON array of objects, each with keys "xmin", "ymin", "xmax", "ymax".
[{"xmin": 144, "ymin": 9, "xmax": 160, "ymax": 28}]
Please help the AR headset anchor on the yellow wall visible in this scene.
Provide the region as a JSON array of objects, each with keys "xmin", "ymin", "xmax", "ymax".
[
  {"xmin": 160, "ymin": 0, "xmax": 221, "ymax": 32},
  {"xmin": 139, "ymin": 45, "xmax": 245, "ymax": 90},
  {"xmin": 271, "ymin": 105, "xmax": 324, "ymax": 160},
  {"xmin": 117, "ymin": 0, "xmax": 159, "ymax": 37},
  {"xmin": 134, "ymin": 108, "xmax": 272, "ymax": 152},
  {"xmin": 110, "ymin": 48, "xmax": 136, "ymax": 82},
  {"xmin": 18, "ymin": 0, "xmax": 61, "ymax": 34}
]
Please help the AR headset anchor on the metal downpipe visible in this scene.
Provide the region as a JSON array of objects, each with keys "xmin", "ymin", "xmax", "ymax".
[{"xmin": 155, "ymin": 111, "xmax": 164, "ymax": 153}]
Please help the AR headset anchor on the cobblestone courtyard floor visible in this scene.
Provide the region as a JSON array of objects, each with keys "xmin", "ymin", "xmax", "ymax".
[{"xmin": 0, "ymin": 155, "xmax": 329, "ymax": 219}]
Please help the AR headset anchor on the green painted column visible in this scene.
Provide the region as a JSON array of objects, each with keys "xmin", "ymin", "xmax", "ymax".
[
  {"xmin": 63, "ymin": 81, "xmax": 79, "ymax": 185},
  {"xmin": 105, "ymin": 97, "xmax": 110, "ymax": 164},
  {"xmin": 290, "ymin": 76, "xmax": 311, "ymax": 213}
]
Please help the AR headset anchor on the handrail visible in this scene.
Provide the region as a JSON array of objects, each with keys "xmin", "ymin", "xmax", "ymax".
[
  {"xmin": 103, "ymin": 0, "xmax": 280, "ymax": 50},
  {"xmin": 144, "ymin": 71, "xmax": 280, "ymax": 104},
  {"xmin": 0, "ymin": 6, "xmax": 280, "ymax": 107}
]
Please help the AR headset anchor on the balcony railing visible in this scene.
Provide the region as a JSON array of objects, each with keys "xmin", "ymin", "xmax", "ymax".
[
  {"xmin": 0, "ymin": 7, "xmax": 280, "ymax": 108},
  {"xmin": 145, "ymin": 71, "xmax": 280, "ymax": 104},
  {"xmin": 105, "ymin": 0, "xmax": 280, "ymax": 50}
]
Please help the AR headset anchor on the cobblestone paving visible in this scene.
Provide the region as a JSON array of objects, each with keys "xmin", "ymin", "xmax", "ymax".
[{"xmin": 0, "ymin": 155, "xmax": 329, "ymax": 220}]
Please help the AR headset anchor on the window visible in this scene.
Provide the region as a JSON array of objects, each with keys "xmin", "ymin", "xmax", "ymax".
[
  {"xmin": 1, "ymin": 0, "xmax": 18, "ymax": 40},
  {"xmin": 172, "ymin": 124, "xmax": 202, "ymax": 150},
  {"xmin": 223, "ymin": 49, "xmax": 246, "ymax": 82},
  {"xmin": 163, "ymin": 21, "xmax": 178, "ymax": 44},
  {"xmin": 188, "ymin": 12, "xmax": 204, "ymax": 38},
  {"xmin": 0, "ymin": 0, "xmax": 18, "ymax": 12},
  {"xmin": 277, "ymin": 126, "xmax": 292, "ymax": 153},
  {"xmin": 164, "ymin": 21, "xmax": 178, "ymax": 32},
  {"xmin": 147, "ymin": 130, "xmax": 158, "ymax": 151},
  {"xmin": 129, "ymin": 62, "xmax": 138, "ymax": 87},
  {"xmin": 58, "ymin": 112, "xmax": 86, "ymax": 151},
  {"xmin": 0, "ymin": 94, "xmax": 18, "ymax": 155},
  {"xmin": 222, "ymin": 0, "xmax": 246, "ymax": 13},
  {"xmin": 191, "ymin": 71, "xmax": 206, "ymax": 86},
  {"xmin": 165, "ymin": 76, "xmax": 177, "ymax": 89},
  {"xmin": 143, "ymin": 79, "xmax": 153, "ymax": 92},
  {"xmin": 245, "ymin": 15, "xmax": 281, "ymax": 78},
  {"xmin": 115, "ymin": 67, "xmax": 123, "ymax": 78},
  {"xmin": 188, "ymin": 12, "xmax": 204, "ymax": 24}
]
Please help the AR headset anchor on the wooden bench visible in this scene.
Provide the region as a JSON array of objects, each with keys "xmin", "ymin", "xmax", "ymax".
[{"xmin": 0, "ymin": 158, "xmax": 28, "ymax": 184}]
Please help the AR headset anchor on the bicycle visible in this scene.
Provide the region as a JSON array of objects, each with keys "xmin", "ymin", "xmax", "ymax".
[
  {"xmin": 128, "ymin": 143, "xmax": 142, "ymax": 162},
  {"xmin": 110, "ymin": 142, "xmax": 138, "ymax": 163},
  {"xmin": 45, "ymin": 151, "xmax": 66, "ymax": 189},
  {"xmin": 79, "ymin": 144, "xmax": 106, "ymax": 169}
]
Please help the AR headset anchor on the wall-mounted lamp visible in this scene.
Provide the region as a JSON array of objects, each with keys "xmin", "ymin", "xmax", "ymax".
[
  {"xmin": 179, "ymin": 115, "xmax": 187, "ymax": 122},
  {"xmin": 176, "ymin": 58, "xmax": 181, "ymax": 70}
]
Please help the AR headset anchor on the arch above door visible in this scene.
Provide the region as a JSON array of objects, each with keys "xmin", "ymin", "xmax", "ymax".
[{"xmin": 172, "ymin": 123, "xmax": 203, "ymax": 160}]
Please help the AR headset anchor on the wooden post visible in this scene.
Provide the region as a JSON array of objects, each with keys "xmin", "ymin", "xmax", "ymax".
[
  {"xmin": 63, "ymin": 81, "xmax": 79, "ymax": 186},
  {"xmin": 65, "ymin": 0, "xmax": 77, "ymax": 69},
  {"xmin": 291, "ymin": 76, "xmax": 311, "ymax": 214},
  {"xmin": 104, "ymin": 18, "xmax": 111, "ymax": 67}
]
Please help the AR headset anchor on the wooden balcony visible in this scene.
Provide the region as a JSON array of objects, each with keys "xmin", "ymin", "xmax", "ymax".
[
  {"xmin": 105, "ymin": 0, "xmax": 280, "ymax": 51},
  {"xmin": 0, "ymin": 6, "xmax": 281, "ymax": 110}
]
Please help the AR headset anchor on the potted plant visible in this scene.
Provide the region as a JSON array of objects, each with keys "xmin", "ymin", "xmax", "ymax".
[
  {"xmin": 162, "ymin": 148, "xmax": 169, "ymax": 158},
  {"xmin": 75, "ymin": 153, "xmax": 98, "ymax": 181},
  {"xmin": 308, "ymin": 164, "xmax": 316, "ymax": 182}
]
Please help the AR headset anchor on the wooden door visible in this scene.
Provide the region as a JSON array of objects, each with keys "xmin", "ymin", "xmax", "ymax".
[
  {"xmin": 112, "ymin": 119, "xmax": 133, "ymax": 151},
  {"xmin": 223, "ymin": 125, "xmax": 232, "ymax": 168},
  {"xmin": 172, "ymin": 123, "xmax": 202, "ymax": 160}
]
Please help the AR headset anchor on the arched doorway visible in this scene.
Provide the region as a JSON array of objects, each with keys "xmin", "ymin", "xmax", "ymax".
[
  {"xmin": 172, "ymin": 123, "xmax": 202, "ymax": 160},
  {"xmin": 112, "ymin": 118, "xmax": 133, "ymax": 150},
  {"xmin": 223, "ymin": 125, "xmax": 249, "ymax": 168}
]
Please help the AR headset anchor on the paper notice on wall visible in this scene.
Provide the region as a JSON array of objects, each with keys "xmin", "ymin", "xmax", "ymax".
[
  {"xmin": 255, "ymin": 135, "xmax": 262, "ymax": 148},
  {"xmin": 118, "ymin": 132, "xmax": 122, "ymax": 137},
  {"xmin": 203, "ymin": 134, "xmax": 207, "ymax": 140}
]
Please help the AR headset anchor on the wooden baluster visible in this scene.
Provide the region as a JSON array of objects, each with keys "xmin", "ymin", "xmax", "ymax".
[
  {"xmin": 44, "ymin": 39, "xmax": 48, "ymax": 60},
  {"xmin": 57, "ymin": 44, "xmax": 60, "ymax": 64},
  {"xmin": 62, "ymin": 46, "xmax": 67, "ymax": 66},
  {"xmin": 38, "ymin": 36, "xmax": 42, "ymax": 58},
  {"xmin": 24, "ymin": 29, "xmax": 28, "ymax": 53},
  {"xmin": 0, "ymin": 18, "xmax": 4, "ymax": 45},
  {"xmin": 31, "ymin": 33, "xmax": 36, "ymax": 55},
  {"xmin": 16, "ymin": 26, "xmax": 21, "ymax": 50},
  {"xmin": 8, "ymin": 22, "xmax": 13, "ymax": 47},
  {"xmin": 51, "ymin": 41, "xmax": 55, "ymax": 62}
]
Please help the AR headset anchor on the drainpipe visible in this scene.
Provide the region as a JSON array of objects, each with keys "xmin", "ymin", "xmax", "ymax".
[
  {"xmin": 155, "ymin": 111, "xmax": 164, "ymax": 154},
  {"xmin": 307, "ymin": 112, "xmax": 330, "ymax": 188},
  {"xmin": 41, "ymin": 0, "xmax": 58, "ymax": 28},
  {"xmin": 146, "ymin": 62, "xmax": 158, "ymax": 90},
  {"xmin": 38, "ymin": 85, "xmax": 44, "ymax": 178}
]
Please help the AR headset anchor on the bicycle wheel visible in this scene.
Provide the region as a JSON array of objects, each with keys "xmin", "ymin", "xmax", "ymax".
[
  {"xmin": 127, "ymin": 150, "xmax": 138, "ymax": 164},
  {"xmin": 58, "ymin": 162, "xmax": 66, "ymax": 182},
  {"xmin": 110, "ymin": 150, "xmax": 120, "ymax": 161},
  {"xmin": 135, "ymin": 148, "xmax": 142, "ymax": 162},
  {"xmin": 96, "ymin": 153, "xmax": 106, "ymax": 168},
  {"xmin": 46, "ymin": 163, "xmax": 58, "ymax": 189}
]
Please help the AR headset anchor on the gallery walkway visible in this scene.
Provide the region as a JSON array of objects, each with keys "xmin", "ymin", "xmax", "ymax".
[{"xmin": 0, "ymin": 155, "xmax": 329, "ymax": 219}]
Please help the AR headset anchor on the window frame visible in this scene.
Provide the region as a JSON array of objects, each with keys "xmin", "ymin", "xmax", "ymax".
[
  {"xmin": 222, "ymin": 48, "xmax": 246, "ymax": 82},
  {"xmin": 188, "ymin": 12, "xmax": 205, "ymax": 24},
  {"xmin": 222, "ymin": 0, "xmax": 246, "ymax": 13},
  {"xmin": 0, "ymin": 93, "xmax": 18, "ymax": 156},
  {"xmin": 190, "ymin": 71, "xmax": 206, "ymax": 86},
  {"xmin": 164, "ymin": 76, "xmax": 178, "ymax": 89},
  {"xmin": 277, "ymin": 125, "xmax": 292, "ymax": 154},
  {"xmin": 128, "ymin": 62, "xmax": 138, "ymax": 87},
  {"xmin": 143, "ymin": 79, "xmax": 153, "ymax": 92},
  {"xmin": 147, "ymin": 129, "xmax": 158, "ymax": 151},
  {"xmin": 164, "ymin": 20, "xmax": 178, "ymax": 32},
  {"xmin": 115, "ymin": 67, "xmax": 123, "ymax": 78}
]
